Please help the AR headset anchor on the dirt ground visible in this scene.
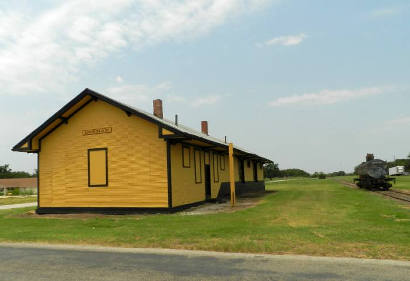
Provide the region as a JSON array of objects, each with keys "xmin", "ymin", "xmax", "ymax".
[
  {"xmin": 15, "ymin": 191, "xmax": 271, "ymax": 219},
  {"xmin": 180, "ymin": 191, "xmax": 271, "ymax": 215}
]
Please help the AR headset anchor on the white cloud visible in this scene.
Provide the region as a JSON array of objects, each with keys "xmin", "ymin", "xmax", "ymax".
[
  {"xmin": 166, "ymin": 94, "xmax": 222, "ymax": 107},
  {"xmin": 155, "ymin": 82, "xmax": 173, "ymax": 91},
  {"xmin": 104, "ymin": 82, "xmax": 173, "ymax": 104},
  {"xmin": 104, "ymin": 81, "xmax": 222, "ymax": 108},
  {"xmin": 0, "ymin": 0, "xmax": 271, "ymax": 97},
  {"xmin": 385, "ymin": 116, "xmax": 410, "ymax": 126},
  {"xmin": 191, "ymin": 95, "xmax": 221, "ymax": 107},
  {"xmin": 269, "ymin": 87, "xmax": 384, "ymax": 107},
  {"xmin": 260, "ymin": 33, "xmax": 307, "ymax": 47},
  {"xmin": 167, "ymin": 95, "xmax": 187, "ymax": 103}
]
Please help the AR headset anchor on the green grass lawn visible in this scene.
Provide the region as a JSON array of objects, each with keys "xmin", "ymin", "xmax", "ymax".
[
  {"xmin": 0, "ymin": 196, "xmax": 37, "ymax": 206},
  {"xmin": 0, "ymin": 179, "xmax": 409, "ymax": 260},
  {"xmin": 333, "ymin": 175, "xmax": 355, "ymax": 182},
  {"xmin": 393, "ymin": 175, "xmax": 410, "ymax": 191}
]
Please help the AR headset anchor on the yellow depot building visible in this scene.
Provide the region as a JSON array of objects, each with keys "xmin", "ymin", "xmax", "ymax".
[{"xmin": 13, "ymin": 89, "xmax": 271, "ymax": 214}]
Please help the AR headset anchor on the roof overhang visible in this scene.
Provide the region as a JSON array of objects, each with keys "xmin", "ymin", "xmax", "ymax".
[
  {"xmin": 159, "ymin": 128, "xmax": 272, "ymax": 163},
  {"xmin": 12, "ymin": 90, "xmax": 96, "ymax": 152}
]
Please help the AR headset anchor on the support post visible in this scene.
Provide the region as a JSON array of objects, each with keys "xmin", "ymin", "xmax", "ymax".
[{"xmin": 229, "ymin": 143, "xmax": 236, "ymax": 207}]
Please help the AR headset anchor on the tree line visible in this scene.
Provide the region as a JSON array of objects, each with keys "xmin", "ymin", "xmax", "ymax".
[
  {"xmin": 387, "ymin": 153, "xmax": 410, "ymax": 172},
  {"xmin": 0, "ymin": 164, "xmax": 37, "ymax": 179},
  {"xmin": 265, "ymin": 153, "xmax": 410, "ymax": 179},
  {"xmin": 263, "ymin": 163, "xmax": 342, "ymax": 179},
  {"xmin": 263, "ymin": 163, "xmax": 301, "ymax": 178}
]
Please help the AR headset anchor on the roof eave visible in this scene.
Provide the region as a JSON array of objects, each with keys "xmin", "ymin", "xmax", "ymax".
[{"xmin": 12, "ymin": 88, "xmax": 94, "ymax": 152}]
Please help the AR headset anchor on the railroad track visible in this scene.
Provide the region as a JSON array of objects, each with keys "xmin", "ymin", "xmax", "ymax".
[
  {"xmin": 376, "ymin": 190, "xmax": 410, "ymax": 203},
  {"xmin": 336, "ymin": 180, "xmax": 410, "ymax": 204},
  {"xmin": 339, "ymin": 181, "xmax": 357, "ymax": 189}
]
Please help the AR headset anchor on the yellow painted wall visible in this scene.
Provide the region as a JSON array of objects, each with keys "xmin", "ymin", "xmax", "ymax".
[
  {"xmin": 39, "ymin": 100, "xmax": 168, "ymax": 208},
  {"xmin": 232, "ymin": 158, "xmax": 264, "ymax": 183},
  {"xmin": 161, "ymin": 128, "xmax": 174, "ymax": 135},
  {"xmin": 31, "ymin": 119, "xmax": 62, "ymax": 150},
  {"xmin": 170, "ymin": 146, "xmax": 263, "ymax": 205},
  {"xmin": 211, "ymin": 155, "xmax": 264, "ymax": 197},
  {"xmin": 210, "ymin": 152, "xmax": 229, "ymax": 198},
  {"xmin": 233, "ymin": 157, "xmax": 240, "ymax": 182},
  {"xmin": 170, "ymin": 146, "xmax": 257, "ymax": 206},
  {"xmin": 243, "ymin": 160, "xmax": 265, "ymax": 182},
  {"xmin": 170, "ymin": 143, "xmax": 205, "ymax": 207},
  {"xmin": 244, "ymin": 160, "xmax": 254, "ymax": 182},
  {"xmin": 207, "ymin": 151, "xmax": 228, "ymax": 199},
  {"xmin": 258, "ymin": 163, "xmax": 264, "ymax": 181},
  {"xmin": 88, "ymin": 149, "xmax": 107, "ymax": 186}
]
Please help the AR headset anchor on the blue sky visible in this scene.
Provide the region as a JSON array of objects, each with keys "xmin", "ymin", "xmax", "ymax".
[{"xmin": 1, "ymin": 0, "xmax": 409, "ymax": 174}]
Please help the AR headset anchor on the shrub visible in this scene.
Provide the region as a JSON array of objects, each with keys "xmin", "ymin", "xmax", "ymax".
[
  {"xmin": 20, "ymin": 189, "xmax": 34, "ymax": 196},
  {"xmin": 11, "ymin": 188, "xmax": 20, "ymax": 196},
  {"xmin": 281, "ymin": 169, "xmax": 310, "ymax": 177}
]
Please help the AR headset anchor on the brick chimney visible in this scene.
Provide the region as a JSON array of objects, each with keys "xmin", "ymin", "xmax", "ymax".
[
  {"xmin": 153, "ymin": 99, "xmax": 163, "ymax": 119},
  {"xmin": 201, "ymin": 121, "xmax": 208, "ymax": 135}
]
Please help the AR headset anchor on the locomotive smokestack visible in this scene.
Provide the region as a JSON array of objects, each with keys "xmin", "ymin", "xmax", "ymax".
[{"xmin": 366, "ymin": 154, "xmax": 374, "ymax": 162}]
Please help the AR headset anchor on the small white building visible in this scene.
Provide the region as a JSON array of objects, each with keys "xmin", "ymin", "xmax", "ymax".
[{"xmin": 389, "ymin": 166, "xmax": 405, "ymax": 176}]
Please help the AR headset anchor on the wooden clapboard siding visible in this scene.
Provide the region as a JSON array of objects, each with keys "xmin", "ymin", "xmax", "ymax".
[
  {"xmin": 210, "ymin": 151, "xmax": 229, "ymax": 198},
  {"xmin": 258, "ymin": 163, "xmax": 264, "ymax": 181},
  {"xmin": 244, "ymin": 160, "xmax": 253, "ymax": 182},
  {"xmin": 234, "ymin": 157, "xmax": 241, "ymax": 182},
  {"xmin": 39, "ymin": 99, "xmax": 168, "ymax": 208},
  {"xmin": 170, "ymin": 144, "xmax": 262, "ymax": 207},
  {"xmin": 31, "ymin": 96, "xmax": 93, "ymax": 151},
  {"xmin": 170, "ymin": 143, "xmax": 205, "ymax": 207}
]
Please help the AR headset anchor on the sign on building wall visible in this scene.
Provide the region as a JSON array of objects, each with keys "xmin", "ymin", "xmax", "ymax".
[{"xmin": 82, "ymin": 127, "xmax": 112, "ymax": 136}]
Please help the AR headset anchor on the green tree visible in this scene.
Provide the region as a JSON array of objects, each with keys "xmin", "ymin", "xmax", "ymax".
[
  {"xmin": 406, "ymin": 153, "xmax": 410, "ymax": 172},
  {"xmin": 264, "ymin": 162, "xmax": 281, "ymax": 179},
  {"xmin": 281, "ymin": 169, "xmax": 310, "ymax": 177},
  {"xmin": 312, "ymin": 171, "xmax": 328, "ymax": 178},
  {"xmin": 386, "ymin": 154, "xmax": 410, "ymax": 173},
  {"xmin": 327, "ymin": 171, "xmax": 346, "ymax": 177},
  {"xmin": 0, "ymin": 164, "xmax": 34, "ymax": 178},
  {"xmin": 0, "ymin": 164, "xmax": 12, "ymax": 178}
]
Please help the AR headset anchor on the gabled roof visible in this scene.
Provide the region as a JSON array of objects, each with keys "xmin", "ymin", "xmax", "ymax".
[{"xmin": 12, "ymin": 88, "xmax": 271, "ymax": 162}]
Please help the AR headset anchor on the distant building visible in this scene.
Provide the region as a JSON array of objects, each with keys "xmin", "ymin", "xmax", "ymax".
[
  {"xmin": 0, "ymin": 178, "xmax": 37, "ymax": 195},
  {"xmin": 12, "ymin": 89, "xmax": 271, "ymax": 214},
  {"xmin": 389, "ymin": 166, "xmax": 405, "ymax": 176}
]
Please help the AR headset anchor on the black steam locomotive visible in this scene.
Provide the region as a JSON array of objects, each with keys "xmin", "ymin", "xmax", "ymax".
[{"xmin": 354, "ymin": 154, "xmax": 395, "ymax": 190}]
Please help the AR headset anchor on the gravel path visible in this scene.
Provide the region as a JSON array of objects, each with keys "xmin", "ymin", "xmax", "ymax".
[{"xmin": 0, "ymin": 202, "xmax": 36, "ymax": 210}]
